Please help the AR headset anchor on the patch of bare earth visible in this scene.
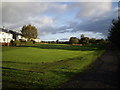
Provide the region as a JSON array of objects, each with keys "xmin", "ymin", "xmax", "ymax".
[{"xmin": 59, "ymin": 49, "xmax": 119, "ymax": 88}]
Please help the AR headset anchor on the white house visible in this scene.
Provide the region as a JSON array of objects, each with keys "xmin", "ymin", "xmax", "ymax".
[
  {"xmin": 10, "ymin": 31, "xmax": 27, "ymax": 41},
  {"xmin": 0, "ymin": 28, "xmax": 41, "ymax": 43},
  {"xmin": 32, "ymin": 38, "xmax": 41, "ymax": 42},
  {"xmin": 16, "ymin": 35, "xmax": 27, "ymax": 41},
  {"xmin": 0, "ymin": 28, "xmax": 13, "ymax": 43}
]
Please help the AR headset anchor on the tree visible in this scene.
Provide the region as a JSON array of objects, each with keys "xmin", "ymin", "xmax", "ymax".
[
  {"xmin": 89, "ymin": 38, "xmax": 96, "ymax": 44},
  {"xmin": 95, "ymin": 39, "xmax": 105, "ymax": 45},
  {"xmin": 69, "ymin": 37, "xmax": 79, "ymax": 44},
  {"xmin": 81, "ymin": 34, "xmax": 85, "ymax": 38},
  {"xmin": 80, "ymin": 34, "xmax": 89, "ymax": 44},
  {"xmin": 21, "ymin": 24, "xmax": 38, "ymax": 41},
  {"xmin": 56, "ymin": 40, "xmax": 59, "ymax": 44},
  {"xmin": 108, "ymin": 17, "xmax": 120, "ymax": 46}
]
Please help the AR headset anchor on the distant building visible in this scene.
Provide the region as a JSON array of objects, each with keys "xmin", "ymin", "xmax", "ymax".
[
  {"xmin": 0, "ymin": 28, "xmax": 13, "ymax": 43},
  {"xmin": 32, "ymin": 38, "xmax": 41, "ymax": 43},
  {"xmin": 9, "ymin": 30, "xmax": 27, "ymax": 41},
  {"xmin": 0, "ymin": 28, "xmax": 41, "ymax": 43}
]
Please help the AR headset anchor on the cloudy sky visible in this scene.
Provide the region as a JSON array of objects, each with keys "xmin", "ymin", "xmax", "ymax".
[{"xmin": 1, "ymin": 0, "xmax": 119, "ymax": 41}]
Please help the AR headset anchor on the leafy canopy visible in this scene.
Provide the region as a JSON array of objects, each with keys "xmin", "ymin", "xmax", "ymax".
[
  {"xmin": 108, "ymin": 17, "xmax": 120, "ymax": 46},
  {"xmin": 21, "ymin": 24, "xmax": 38, "ymax": 40},
  {"xmin": 69, "ymin": 37, "xmax": 79, "ymax": 44}
]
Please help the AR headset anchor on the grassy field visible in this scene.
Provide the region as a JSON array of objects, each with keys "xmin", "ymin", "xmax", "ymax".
[{"xmin": 2, "ymin": 44, "xmax": 104, "ymax": 89}]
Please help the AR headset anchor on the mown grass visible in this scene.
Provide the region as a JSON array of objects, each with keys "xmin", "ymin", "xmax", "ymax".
[
  {"xmin": 2, "ymin": 44, "xmax": 104, "ymax": 89},
  {"xmin": 3, "ymin": 47, "xmax": 92, "ymax": 63}
]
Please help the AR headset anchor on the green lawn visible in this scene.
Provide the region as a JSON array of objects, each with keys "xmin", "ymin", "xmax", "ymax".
[
  {"xmin": 3, "ymin": 47, "xmax": 92, "ymax": 63},
  {"xmin": 2, "ymin": 44, "xmax": 104, "ymax": 89}
]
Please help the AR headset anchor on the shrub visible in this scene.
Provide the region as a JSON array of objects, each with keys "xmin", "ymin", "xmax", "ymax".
[
  {"xmin": 19, "ymin": 39, "xmax": 26, "ymax": 45},
  {"xmin": 69, "ymin": 37, "xmax": 79, "ymax": 44},
  {"xmin": 26, "ymin": 41, "xmax": 33, "ymax": 45},
  {"xmin": 30, "ymin": 40, "xmax": 36, "ymax": 44},
  {"xmin": 13, "ymin": 40, "xmax": 20, "ymax": 46},
  {"xmin": 10, "ymin": 40, "xmax": 14, "ymax": 46}
]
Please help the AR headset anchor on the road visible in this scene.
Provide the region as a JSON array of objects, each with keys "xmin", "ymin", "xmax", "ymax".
[{"xmin": 59, "ymin": 48, "xmax": 119, "ymax": 88}]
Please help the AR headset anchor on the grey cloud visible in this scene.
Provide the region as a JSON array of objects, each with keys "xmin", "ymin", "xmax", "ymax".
[
  {"xmin": 70, "ymin": 2, "xmax": 112, "ymax": 20},
  {"xmin": 58, "ymin": 18, "xmax": 114, "ymax": 37},
  {"xmin": 2, "ymin": 2, "xmax": 68, "ymax": 24},
  {"xmin": 54, "ymin": 4, "xmax": 118, "ymax": 36},
  {"xmin": 60, "ymin": 38, "xmax": 69, "ymax": 40},
  {"xmin": 73, "ymin": 6, "xmax": 118, "ymax": 35},
  {"xmin": 41, "ymin": 16, "xmax": 115, "ymax": 37},
  {"xmin": 73, "ymin": 19, "xmax": 112, "ymax": 35},
  {"xmin": 38, "ymin": 25, "xmax": 57, "ymax": 36},
  {"xmin": 2, "ymin": 2, "xmax": 50, "ymax": 24}
]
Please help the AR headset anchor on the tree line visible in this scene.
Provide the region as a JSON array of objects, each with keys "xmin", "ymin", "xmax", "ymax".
[{"xmin": 69, "ymin": 34, "xmax": 109, "ymax": 45}]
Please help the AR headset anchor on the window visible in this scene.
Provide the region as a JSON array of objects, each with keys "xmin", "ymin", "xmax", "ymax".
[{"xmin": 3, "ymin": 38, "xmax": 5, "ymax": 41}]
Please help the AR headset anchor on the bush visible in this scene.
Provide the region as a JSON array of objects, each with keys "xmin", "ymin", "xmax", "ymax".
[
  {"xmin": 19, "ymin": 39, "xmax": 27, "ymax": 45},
  {"xmin": 13, "ymin": 40, "xmax": 20, "ymax": 46},
  {"xmin": 30, "ymin": 40, "xmax": 36, "ymax": 44},
  {"xmin": 69, "ymin": 37, "xmax": 79, "ymax": 44},
  {"xmin": 26, "ymin": 41, "xmax": 33, "ymax": 45},
  {"xmin": 10, "ymin": 40, "xmax": 14, "ymax": 46}
]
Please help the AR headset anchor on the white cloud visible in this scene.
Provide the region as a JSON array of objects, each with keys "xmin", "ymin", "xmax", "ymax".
[
  {"xmin": 2, "ymin": 2, "xmax": 68, "ymax": 32},
  {"xmin": 73, "ymin": 2, "xmax": 112, "ymax": 20},
  {"xmin": 2, "ymin": 2, "xmax": 49, "ymax": 23},
  {"xmin": 2, "ymin": 2, "xmax": 68, "ymax": 24},
  {"xmin": 27, "ymin": 16, "xmax": 54, "ymax": 26}
]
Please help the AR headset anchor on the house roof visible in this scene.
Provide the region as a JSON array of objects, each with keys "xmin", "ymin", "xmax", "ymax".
[
  {"xmin": 0, "ymin": 28, "xmax": 21, "ymax": 35},
  {"xmin": 9, "ymin": 30, "xmax": 21, "ymax": 35},
  {"xmin": 0, "ymin": 28, "xmax": 11, "ymax": 33}
]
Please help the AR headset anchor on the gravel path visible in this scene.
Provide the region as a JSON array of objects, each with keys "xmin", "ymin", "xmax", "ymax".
[{"xmin": 59, "ymin": 49, "xmax": 119, "ymax": 88}]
